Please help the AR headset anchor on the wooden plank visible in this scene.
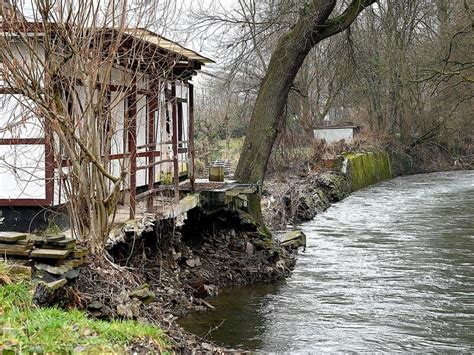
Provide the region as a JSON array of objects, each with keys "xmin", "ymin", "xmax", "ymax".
[
  {"xmin": 30, "ymin": 248, "xmax": 70, "ymax": 259},
  {"xmin": 0, "ymin": 232, "xmax": 28, "ymax": 243}
]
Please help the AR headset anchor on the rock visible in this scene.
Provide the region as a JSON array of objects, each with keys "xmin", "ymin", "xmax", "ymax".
[
  {"xmin": 185, "ymin": 257, "xmax": 202, "ymax": 268},
  {"xmin": 201, "ymin": 342, "xmax": 214, "ymax": 351},
  {"xmin": 45, "ymin": 278, "xmax": 67, "ymax": 290},
  {"xmin": 315, "ymin": 172, "xmax": 351, "ymax": 202},
  {"xmin": 245, "ymin": 242, "xmax": 254, "ymax": 255},
  {"xmin": 117, "ymin": 304, "xmax": 134, "ymax": 319},
  {"xmin": 295, "ymin": 194, "xmax": 318, "ymax": 221},
  {"xmin": 280, "ymin": 230, "xmax": 306, "ymax": 250},
  {"xmin": 88, "ymin": 301, "xmax": 104, "ymax": 310},
  {"xmin": 63, "ymin": 268, "xmax": 80, "ymax": 280},
  {"xmin": 33, "ymin": 279, "xmax": 68, "ymax": 307},
  {"xmin": 129, "ymin": 286, "xmax": 156, "ymax": 305},
  {"xmin": 172, "ymin": 249, "xmax": 182, "ymax": 261},
  {"xmin": 35, "ymin": 263, "xmax": 72, "ymax": 276},
  {"xmin": 203, "ymin": 284, "xmax": 218, "ymax": 297}
]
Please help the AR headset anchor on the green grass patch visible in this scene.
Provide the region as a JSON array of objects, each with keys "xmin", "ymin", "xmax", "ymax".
[{"xmin": 0, "ymin": 262, "xmax": 169, "ymax": 353}]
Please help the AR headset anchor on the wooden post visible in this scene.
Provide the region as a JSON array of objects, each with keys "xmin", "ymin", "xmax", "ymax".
[
  {"xmin": 171, "ymin": 82, "xmax": 179, "ymax": 203},
  {"xmin": 147, "ymin": 94, "xmax": 157, "ymax": 212},
  {"xmin": 189, "ymin": 83, "xmax": 195, "ymax": 192},
  {"xmin": 128, "ymin": 82, "xmax": 137, "ymax": 219}
]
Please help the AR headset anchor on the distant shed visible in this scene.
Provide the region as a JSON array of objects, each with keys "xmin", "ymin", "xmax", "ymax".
[{"xmin": 313, "ymin": 125, "xmax": 361, "ymax": 144}]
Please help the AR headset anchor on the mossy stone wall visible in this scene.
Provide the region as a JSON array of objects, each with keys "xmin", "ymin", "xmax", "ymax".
[{"xmin": 342, "ymin": 151, "xmax": 392, "ymax": 192}]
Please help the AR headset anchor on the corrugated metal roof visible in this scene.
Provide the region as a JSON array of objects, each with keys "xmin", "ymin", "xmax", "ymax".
[{"xmin": 124, "ymin": 28, "xmax": 214, "ymax": 65}]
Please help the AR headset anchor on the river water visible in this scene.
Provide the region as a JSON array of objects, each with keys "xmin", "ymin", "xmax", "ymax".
[{"xmin": 179, "ymin": 171, "xmax": 474, "ymax": 352}]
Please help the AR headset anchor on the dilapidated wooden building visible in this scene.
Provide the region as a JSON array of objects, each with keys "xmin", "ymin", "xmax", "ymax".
[{"xmin": 0, "ymin": 8, "xmax": 213, "ymax": 230}]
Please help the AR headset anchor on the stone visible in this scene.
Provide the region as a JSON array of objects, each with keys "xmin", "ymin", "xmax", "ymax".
[
  {"xmin": 45, "ymin": 278, "xmax": 67, "ymax": 290},
  {"xmin": 129, "ymin": 286, "xmax": 156, "ymax": 305},
  {"xmin": 30, "ymin": 248, "xmax": 70, "ymax": 259},
  {"xmin": 245, "ymin": 242, "xmax": 254, "ymax": 255},
  {"xmin": 35, "ymin": 262, "xmax": 72, "ymax": 275},
  {"xmin": 0, "ymin": 232, "xmax": 28, "ymax": 243},
  {"xmin": 88, "ymin": 301, "xmax": 104, "ymax": 310},
  {"xmin": 202, "ymin": 343, "xmax": 214, "ymax": 351},
  {"xmin": 185, "ymin": 257, "xmax": 202, "ymax": 268},
  {"xmin": 45, "ymin": 234, "xmax": 66, "ymax": 242},
  {"xmin": 280, "ymin": 230, "xmax": 307, "ymax": 250},
  {"xmin": 63, "ymin": 268, "xmax": 80, "ymax": 280},
  {"xmin": 117, "ymin": 304, "xmax": 134, "ymax": 319},
  {"xmin": 203, "ymin": 284, "xmax": 218, "ymax": 297},
  {"xmin": 295, "ymin": 194, "xmax": 318, "ymax": 221}
]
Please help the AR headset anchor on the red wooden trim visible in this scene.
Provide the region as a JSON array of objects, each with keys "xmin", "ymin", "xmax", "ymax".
[
  {"xmin": 147, "ymin": 95, "xmax": 157, "ymax": 211},
  {"xmin": 44, "ymin": 132, "xmax": 54, "ymax": 206},
  {"xmin": 58, "ymin": 151, "xmax": 160, "ymax": 166},
  {"xmin": 189, "ymin": 83, "xmax": 195, "ymax": 190},
  {"xmin": 0, "ymin": 199, "xmax": 50, "ymax": 207},
  {"xmin": 0, "ymin": 138, "xmax": 46, "ymax": 145},
  {"xmin": 0, "ymin": 134, "xmax": 52, "ymax": 207},
  {"xmin": 171, "ymin": 83, "xmax": 179, "ymax": 201},
  {"xmin": 128, "ymin": 82, "xmax": 138, "ymax": 219}
]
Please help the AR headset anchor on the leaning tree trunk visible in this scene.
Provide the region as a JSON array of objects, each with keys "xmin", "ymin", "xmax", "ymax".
[{"xmin": 235, "ymin": 0, "xmax": 376, "ymax": 183}]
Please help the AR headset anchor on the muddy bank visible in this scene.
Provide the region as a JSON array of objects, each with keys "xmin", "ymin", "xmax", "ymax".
[{"xmin": 69, "ymin": 208, "xmax": 296, "ymax": 353}]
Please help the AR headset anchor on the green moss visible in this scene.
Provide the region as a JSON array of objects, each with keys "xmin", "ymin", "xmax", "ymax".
[
  {"xmin": 343, "ymin": 151, "xmax": 392, "ymax": 191},
  {"xmin": 246, "ymin": 193, "xmax": 272, "ymax": 239},
  {"xmin": 0, "ymin": 262, "xmax": 169, "ymax": 353}
]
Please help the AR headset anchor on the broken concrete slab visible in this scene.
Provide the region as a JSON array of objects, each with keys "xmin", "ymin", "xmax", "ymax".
[
  {"xmin": 30, "ymin": 248, "xmax": 71, "ymax": 259},
  {"xmin": 0, "ymin": 232, "xmax": 29, "ymax": 243},
  {"xmin": 280, "ymin": 230, "xmax": 307, "ymax": 250}
]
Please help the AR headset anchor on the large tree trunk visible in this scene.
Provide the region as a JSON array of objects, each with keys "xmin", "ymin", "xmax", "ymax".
[{"xmin": 235, "ymin": 0, "xmax": 376, "ymax": 183}]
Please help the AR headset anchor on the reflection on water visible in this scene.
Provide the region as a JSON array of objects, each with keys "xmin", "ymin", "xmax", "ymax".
[{"xmin": 179, "ymin": 171, "xmax": 474, "ymax": 352}]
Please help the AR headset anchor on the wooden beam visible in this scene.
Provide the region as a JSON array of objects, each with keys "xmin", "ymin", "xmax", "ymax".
[
  {"xmin": 171, "ymin": 82, "xmax": 179, "ymax": 202},
  {"xmin": 128, "ymin": 81, "xmax": 138, "ymax": 219},
  {"xmin": 189, "ymin": 83, "xmax": 195, "ymax": 191}
]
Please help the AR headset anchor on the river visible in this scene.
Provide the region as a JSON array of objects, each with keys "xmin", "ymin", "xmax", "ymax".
[{"xmin": 179, "ymin": 171, "xmax": 474, "ymax": 352}]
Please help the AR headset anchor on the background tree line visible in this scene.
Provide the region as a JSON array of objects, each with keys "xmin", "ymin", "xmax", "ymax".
[{"xmin": 189, "ymin": 0, "xmax": 473, "ymax": 179}]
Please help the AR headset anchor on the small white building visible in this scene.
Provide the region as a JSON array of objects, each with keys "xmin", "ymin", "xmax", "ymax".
[{"xmin": 313, "ymin": 125, "xmax": 361, "ymax": 144}]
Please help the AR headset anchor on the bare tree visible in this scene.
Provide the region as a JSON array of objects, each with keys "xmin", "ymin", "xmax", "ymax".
[{"xmin": 0, "ymin": 0, "xmax": 180, "ymax": 253}]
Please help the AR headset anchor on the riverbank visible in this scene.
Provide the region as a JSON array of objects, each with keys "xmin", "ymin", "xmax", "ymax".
[
  {"xmin": 67, "ymin": 151, "xmax": 389, "ymax": 352},
  {"xmin": 68, "ymin": 208, "xmax": 297, "ymax": 353},
  {"xmin": 178, "ymin": 170, "xmax": 474, "ymax": 351}
]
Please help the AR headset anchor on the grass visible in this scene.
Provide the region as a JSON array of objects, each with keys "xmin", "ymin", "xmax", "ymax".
[{"xmin": 0, "ymin": 262, "xmax": 169, "ymax": 353}]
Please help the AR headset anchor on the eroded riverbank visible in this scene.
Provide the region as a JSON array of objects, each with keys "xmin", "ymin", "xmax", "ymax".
[{"xmin": 179, "ymin": 170, "xmax": 474, "ymax": 352}]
